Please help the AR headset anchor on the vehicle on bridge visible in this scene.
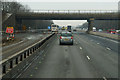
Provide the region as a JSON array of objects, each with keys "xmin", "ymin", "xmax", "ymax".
[
  {"xmin": 51, "ymin": 24, "xmax": 59, "ymax": 32},
  {"xmin": 93, "ymin": 27, "xmax": 96, "ymax": 32},
  {"xmin": 67, "ymin": 25, "xmax": 72, "ymax": 32},
  {"xmin": 59, "ymin": 31, "xmax": 73, "ymax": 45},
  {"xmin": 107, "ymin": 29, "xmax": 116, "ymax": 34}
]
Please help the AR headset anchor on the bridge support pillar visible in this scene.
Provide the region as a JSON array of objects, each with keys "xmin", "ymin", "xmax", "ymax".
[
  {"xmin": 16, "ymin": 19, "xmax": 22, "ymax": 31},
  {"xmin": 86, "ymin": 18, "xmax": 94, "ymax": 34}
]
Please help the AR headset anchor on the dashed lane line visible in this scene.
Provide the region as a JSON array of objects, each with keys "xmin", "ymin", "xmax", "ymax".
[
  {"xmin": 86, "ymin": 56, "xmax": 90, "ymax": 60},
  {"xmin": 103, "ymin": 77, "xmax": 107, "ymax": 80},
  {"xmin": 79, "ymin": 47, "xmax": 82, "ymax": 50},
  {"xmin": 106, "ymin": 47, "xmax": 111, "ymax": 50},
  {"xmin": 97, "ymin": 43, "xmax": 100, "ymax": 44}
]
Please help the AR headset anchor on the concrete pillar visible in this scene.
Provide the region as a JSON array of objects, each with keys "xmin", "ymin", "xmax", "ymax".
[
  {"xmin": 16, "ymin": 18, "xmax": 22, "ymax": 30},
  {"xmin": 86, "ymin": 18, "xmax": 94, "ymax": 34}
]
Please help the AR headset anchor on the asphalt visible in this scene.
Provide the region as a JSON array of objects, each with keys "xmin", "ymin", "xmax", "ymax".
[
  {"xmin": 17, "ymin": 32, "xmax": 118, "ymax": 78},
  {"xmin": 1, "ymin": 33, "xmax": 49, "ymax": 60}
]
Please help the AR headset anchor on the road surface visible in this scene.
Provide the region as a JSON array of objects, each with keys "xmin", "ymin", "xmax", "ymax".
[
  {"xmin": 1, "ymin": 33, "xmax": 50, "ymax": 60},
  {"xmin": 16, "ymin": 32, "xmax": 118, "ymax": 78}
]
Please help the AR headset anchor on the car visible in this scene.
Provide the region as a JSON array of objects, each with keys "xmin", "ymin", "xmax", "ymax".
[
  {"xmin": 107, "ymin": 29, "xmax": 116, "ymax": 34},
  {"xmin": 98, "ymin": 29, "xmax": 102, "ymax": 32},
  {"xmin": 59, "ymin": 32, "xmax": 73, "ymax": 45},
  {"xmin": 73, "ymin": 29, "xmax": 77, "ymax": 31}
]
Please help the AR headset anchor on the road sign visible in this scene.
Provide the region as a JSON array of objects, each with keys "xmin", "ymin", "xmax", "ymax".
[
  {"xmin": 48, "ymin": 26, "xmax": 51, "ymax": 29},
  {"xmin": 6, "ymin": 27, "xmax": 14, "ymax": 33}
]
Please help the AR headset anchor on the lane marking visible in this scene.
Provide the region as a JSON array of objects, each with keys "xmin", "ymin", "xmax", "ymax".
[
  {"xmin": 35, "ymin": 67, "xmax": 38, "ymax": 70},
  {"xmin": 103, "ymin": 77, "xmax": 107, "ymax": 80},
  {"xmin": 97, "ymin": 43, "xmax": 100, "ymax": 44},
  {"xmin": 86, "ymin": 56, "xmax": 90, "ymax": 60},
  {"xmin": 106, "ymin": 47, "xmax": 111, "ymax": 50},
  {"xmin": 2, "ymin": 40, "xmax": 24, "ymax": 49},
  {"xmin": 91, "ymin": 35, "xmax": 119, "ymax": 43},
  {"xmin": 79, "ymin": 47, "xmax": 82, "ymax": 50},
  {"xmin": 30, "ymin": 74, "xmax": 33, "ymax": 77}
]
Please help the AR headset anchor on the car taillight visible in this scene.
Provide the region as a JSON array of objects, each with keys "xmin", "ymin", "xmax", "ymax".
[
  {"xmin": 71, "ymin": 36, "xmax": 73, "ymax": 39},
  {"xmin": 60, "ymin": 36, "xmax": 62, "ymax": 39}
]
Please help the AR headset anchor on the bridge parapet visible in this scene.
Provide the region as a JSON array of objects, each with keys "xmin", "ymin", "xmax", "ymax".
[{"xmin": 31, "ymin": 10, "xmax": 118, "ymax": 14}]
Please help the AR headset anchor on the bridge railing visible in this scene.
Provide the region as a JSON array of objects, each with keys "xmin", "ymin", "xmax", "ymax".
[{"xmin": 31, "ymin": 10, "xmax": 118, "ymax": 14}]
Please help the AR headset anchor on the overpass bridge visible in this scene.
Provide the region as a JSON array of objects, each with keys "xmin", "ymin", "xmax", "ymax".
[
  {"xmin": 15, "ymin": 10, "xmax": 119, "ymax": 33},
  {"xmin": 1, "ymin": 10, "xmax": 119, "ymax": 79}
]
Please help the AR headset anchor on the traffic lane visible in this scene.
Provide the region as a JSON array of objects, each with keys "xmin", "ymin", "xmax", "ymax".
[
  {"xmin": 74, "ymin": 34, "xmax": 118, "ymax": 78},
  {"xmin": 18, "ymin": 35, "xmax": 100, "ymax": 78},
  {"xmin": 77, "ymin": 32, "xmax": 118, "ymax": 53},
  {"xmin": 2, "ymin": 34, "xmax": 49, "ymax": 60},
  {"xmin": 2, "ymin": 33, "xmax": 45, "ymax": 49}
]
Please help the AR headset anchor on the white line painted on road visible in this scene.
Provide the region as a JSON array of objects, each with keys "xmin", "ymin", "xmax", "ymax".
[
  {"xmin": 79, "ymin": 47, "xmax": 82, "ymax": 50},
  {"xmin": 106, "ymin": 47, "xmax": 111, "ymax": 50},
  {"xmin": 103, "ymin": 77, "xmax": 107, "ymax": 80},
  {"xmin": 3, "ymin": 40, "xmax": 24, "ymax": 49},
  {"xmin": 97, "ymin": 43, "xmax": 100, "ymax": 44},
  {"xmin": 30, "ymin": 74, "xmax": 33, "ymax": 77},
  {"xmin": 86, "ymin": 56, "xmax": 90, "ymax": 60},
  {"xmin": 91, "ymin": 35, "xmax": 119, "ymax": 43}
]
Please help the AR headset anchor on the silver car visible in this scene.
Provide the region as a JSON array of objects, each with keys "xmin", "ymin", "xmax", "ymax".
[{"xmin": 59, "ymin": 32, "xmax": 73, "ymax": 45}]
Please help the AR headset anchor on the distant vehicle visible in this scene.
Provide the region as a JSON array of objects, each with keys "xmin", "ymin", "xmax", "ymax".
[
  {"xmin": 116, "ymin": 30, "xmax": 120, "ymax": 33},
  {"xmin": 59, "ymin": 31, "xmax": 73, "ymax": 45},
  {"xmin": 61, "ymin": 26, "xmax": 65, "ymax": 30},
  {"xmin": 51, "ymin": 24, "xmax": 59, "ymax": 32},
  {"xmin": 98, "ymin": 29, "xmax": 102, "ymax": 32},
  {"xmin": 93, "ymin": 27, "xmax": 96, "ymax": 32},
  {"xmin": 107, "ymin": 29, "xmax": 116, "ymax": 34},
  {"xmin": 67, "ymin": 25, "xmax": 72, "ymax": 32},
  {"xmin": 73, "ymin": 29, "xmax": 77, "ymax": 31}
]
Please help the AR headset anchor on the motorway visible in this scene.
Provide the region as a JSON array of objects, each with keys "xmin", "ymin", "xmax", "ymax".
[
  {"xmin": 16, "ymin": 32, "xmax": 118, "ymax": 78},
  {"xmin": 1, "ymin": 33, "xmax": 50, "ymax": 60}
]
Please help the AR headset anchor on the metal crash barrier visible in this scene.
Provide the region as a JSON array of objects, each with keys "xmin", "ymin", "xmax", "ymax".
[{"xmin": 0, "ymin": 33, "xmax": 55, "ymax": 78}]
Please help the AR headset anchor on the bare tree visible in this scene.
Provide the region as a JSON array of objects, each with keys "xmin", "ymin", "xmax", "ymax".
[{"xmin": 1, "ymin": 0, "xmax": 31, "ymax": 13}]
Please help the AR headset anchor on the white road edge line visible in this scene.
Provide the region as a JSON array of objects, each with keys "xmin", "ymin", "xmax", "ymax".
[
  {"xmin": 91, "ymin": 35, "xmax": 119, "ymax": 43},
  {"xmin": 86, "ymin": 56, "xmax": 90, "ymax": 60},
  {"xmin": 106, "ymin": 47, "xmax": 111, "ymax": 50},
  {"xmin": 103, "ymin": 76, "xmax": 107, "ymax": 80},
  {"xmin": 3, "ymin": 40, "xmax": 24, "ymax": 49},
  {"xmin": 80, "ymin": 47, "xmax": 82, "ymax": 50},
  {"xmin": 97, "ymin": 43, "xmax": 100, "ymax": 44}
]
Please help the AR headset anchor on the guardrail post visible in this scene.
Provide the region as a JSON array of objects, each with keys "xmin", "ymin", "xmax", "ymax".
[
  {"xmin": 10, "ymin": 61, "xmax": 13, "ymax": 68},
  {"xmin": 20, "ymin": 55, "xmax": 23, "ymax": 61},
  {"xmin": 24, "ymin": 52, "xmax": 26, "ymax": 58},
  {"xmin": 27, "ymin": 50, "xmax": 29, "ymax": 56},
  {"xmin": 3, "ymin": 65, "xmax": 6, "ymax": 74},
  {"xmin": 16, "ymin": 57, "xmax": 18, "ymax": 64},
  {"xmin": 33, "ymin": 48, "xmax": 34, "ymax": 52},
  {"xmin": 30, "ymin": 49, "xmax": 32, "ymax": 54}
]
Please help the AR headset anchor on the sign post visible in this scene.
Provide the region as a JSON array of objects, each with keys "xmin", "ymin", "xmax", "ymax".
[{"xmin": 6, "ymin": 27, "xmax": 14, "ymax": 41}]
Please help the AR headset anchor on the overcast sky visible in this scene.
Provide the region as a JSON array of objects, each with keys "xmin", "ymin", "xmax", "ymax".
[
  {"xmin": 20, "ymin": 2, "xmax": 118, "ymax": 10},
  {"xmin": 12, "ymin": 0, "xmax": 119, "ymax": 27}
]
